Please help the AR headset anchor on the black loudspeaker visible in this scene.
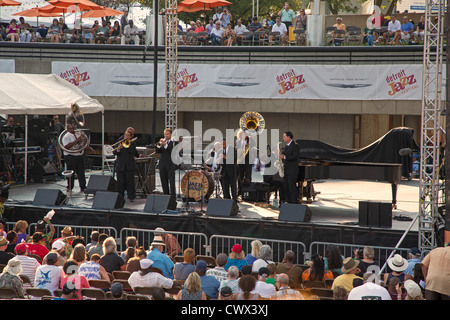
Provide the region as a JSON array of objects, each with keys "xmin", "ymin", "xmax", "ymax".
[
  {"xmin": 359, "ymin": 201, "xmax": 392, "ymax": 228},
  {"xmin": 278, "ymin": 203, "xmax": 312, "ymax": 222},
  {"xmin": 85, "ymin": 175, "xmax": 117, "ymax": 195},
  {"xmin": 33, "ymin": 188, "xmax": 66, "ymax": 206},
  {"xmin": 206, "ymin": 198, "xmax": 239, "ymax": 217},
  {"xmin": 92, "ymin": 191, "xmax": 124, "ymax": 210},
  {"xmin": 143, "ymin": 194, "xmax": 177, "ymax": 213}
]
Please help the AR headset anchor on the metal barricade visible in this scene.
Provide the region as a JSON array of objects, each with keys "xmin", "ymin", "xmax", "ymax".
[
  {"xmin": 120, "ymin": 228, "xmax": 208, "ymax": 256},
  {"xmin": 209, "ymin": 235, "xmax": 307, "ymax": 264}
]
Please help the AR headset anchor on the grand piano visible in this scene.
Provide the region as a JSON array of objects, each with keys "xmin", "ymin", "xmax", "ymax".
[{"xmin": 265, "ymin": 127, "xmax": 419, "ymax": 208}]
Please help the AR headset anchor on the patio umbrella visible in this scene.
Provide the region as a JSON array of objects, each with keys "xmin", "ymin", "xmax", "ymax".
[
  {"xmin": 39, "ymin": 4, "xmax": 70, "ymax": 14},
  {"xmin": 177, "ymin": 5, "xmax": 212, "ymax": 13},
  {"xmin": 48, "ymin": 0, "xmax": 101, "ymax": 12},
  {"xmin": 0, "ymin": 0, "xmax": 20, "ymax": 6},
  {"xmin": 81, "ymin": 6, "xmax": 123, "ymax": 19},
  {"xmin": 12, "ymin": 7, "xmax": 61, "ymax": 25},
  {"xmin": 178, "ymin": 0, "xmax": 232, "ymax": 10}
]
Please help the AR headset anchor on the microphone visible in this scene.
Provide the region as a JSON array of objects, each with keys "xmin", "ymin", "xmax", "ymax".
[{"xmin": 399, "ymin": 148, "xmax": 413, "ymax": 156}]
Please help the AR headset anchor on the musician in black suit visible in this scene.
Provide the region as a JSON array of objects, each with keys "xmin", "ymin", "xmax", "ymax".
[
  {"xmin": 280, "ymin": 131, "xmax": 300, "ymax": 204},
  {"xmin": 113, "ymin": 127, "xmax": 139, "ymax": 201},
  {"xmin": 219, "ymin": 138, "xmax": 237, "ymax": 201},
  {"xmin": 156, "ymin": 128, "xmax": 176, "ymax": 198}
]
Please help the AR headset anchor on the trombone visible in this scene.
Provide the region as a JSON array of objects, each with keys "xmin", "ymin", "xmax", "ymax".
[{"xmin": 105, "ymin": 137, "xmax": 137, "ymax": 153}]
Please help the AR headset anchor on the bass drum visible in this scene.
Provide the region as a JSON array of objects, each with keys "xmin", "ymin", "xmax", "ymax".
[{"xmin": 180, "ymin": 170, "xmax": 215, "ymax": 201}]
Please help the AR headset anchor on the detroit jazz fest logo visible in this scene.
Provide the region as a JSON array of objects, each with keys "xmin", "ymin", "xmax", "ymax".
[
  {"xmin": 59, "ymin": 66, "xmax": 92, "ymax": 89},
  {"xmin": 177, "ymin": 68, "xmax": 199, "ymax": 92},
  {"xmin": 386, "ymin": 68, "xmax": 418, "ymax": 96},
  {"xmin": 276, "ymin": 68, "xmax": 307, "ymax": 95}
]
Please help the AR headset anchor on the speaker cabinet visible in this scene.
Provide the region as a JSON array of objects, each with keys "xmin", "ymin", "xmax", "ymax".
[
  {"xmin": 33, "ymin": 189, "xmax": 66, "ymax": 206},
  {"xmin": 278, "ymin": 203, "xmax": 312, "ymax": 222},
  {"xmin": 359, "ymin": 201, "xmax": 392, "ymax": 228},
  {"xmin": 92, "ymin": 191, "xmax": 124, "ymax": 210},
  {"xmin": 85, "ymin": 175, "xmax": 116, "ymax": 195},
  {"xmin": 143, "ymin": 194, "xmax": 177, "ymax": 213},
  {"xmin": 206, "ymin": 198, "xmax": 239, "ymax": 217}
]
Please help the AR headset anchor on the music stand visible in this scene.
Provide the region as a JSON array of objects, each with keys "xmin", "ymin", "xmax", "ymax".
[{"xmin": 62, "ymin": 170, "xmax": 75, "ymax": 205}]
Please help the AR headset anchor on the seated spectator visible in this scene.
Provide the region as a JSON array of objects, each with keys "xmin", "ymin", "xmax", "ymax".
[
  {"xmin": 35, "ymin": 218, "xmax": 56, "ymax": 250},
  {"xmin": 53, "ymin": 282, "xmax": 79, "ymax": 300},
  {"xmin": 387, "ymin": 15, "xmax": 401, "ymax": 45},
  {"xmin": 147, "ymin": 235, "xmax": 174, "ymax": 279},
  {"xmin": 121, "ymin": 20, "xmax": 140, "ymax": 45},
  {"xmin": 88, "ymin": 233, "xmax": 108, "ymax": 259},
  {"xmin": 6, "ymin": 19, "xmax": 20, "ymax": 42},
  {"xmin": 396, "ymin": 279, "xmax": 424, "ymax": 300},
  {"xmin": 245, "ymin": 240, "xmax": 262, "ymax": 265},
  {"xmin": 0, "ymin": 236, "xmax": 14, "ymax": 265},
  {"xmin": 210, "ymin": 21, "xmax": 224, "ymax": 45},
  {"xmin": 95, "ymin": 20, "xmax": 110, "ymax": 44},
  {"xmin": 205, "ymin": 18, "xmax": 214, "ymax": 35},
  {"xmin": 100, "ymin": 237, "xmax": 126, "ymax": 274},
  {"xmin": 18, "ymin": 17, "xmax": 32, "ymax": 42},
  {"xmin": 404, "ymin": 247, "xmax": 422, "ymax": 276},
  {"xmin": 333, "ymin": 285, "xmax": 348, "ymax": 300},
  {"xmin": 218, "ymin": 285, "xmax": 234, "ymax": 300},
  {"xmin": 120, "ymin": 236, "xmax": 137, "ymax": 263},
  {"xmin": 36, "ymin": 24, "xmax": 48, "ymax": 40},
  {"xmin": 176, "ymin": 272, "xmax": 207, "ymax": 300},
  {"xmin": 413, "ymin": 15, "xmax": 425, "ymax": 42},
  {"xmin": 110, "ymin": 281, "xmax": 126, "ymax": 300},
  {"xmin": 383, "ymin": 254, "xmax": 413, "ymax": 285},
  {"xmin": 302, "ymin": 254, "xmax": 334, "ymax": 282},
  {"xmin": 387, "ymin": 275, "xmax": 407, "ymax": 300},
  {"xmin": 79, "ymin": 253, "xmax": 110, "ymax": 282},
  {"xmin": 27, "ymin": 232, "xmax": 49, "ymax": 262},
  {"xmin": 223, "ymin": 23, "xmax": 235, "ymax": 46},
  {"xmin": 85, "ymin": 231, "xmax": 99, "ymax": 253},
  {"xmin": 107, "ymin": 21, "xmax": 122, "ymax": 44},
  {"xmin": 60, "ymin": 259, "xmax": 90, "ymax": 300},
  {"xmin": 331, "ymin": 257, "xmax": 363, "ymax": 292},
  {"xmin": 49, "ymin": 18, "xmax": 63, "ymax": 43},
  {"xmin": 252, "ymin": 244, "xmax": 273, "ymax": 272},
  {"xmin": 13, "ymin": 220, "xmax": 29, "ymax": 244},
  {"xmin": 234, "ymin": 19, "xmax": 248, "ymax": 45},
  {"xmin": 266, "ymin": 263, "xmax": 277, "ymax": 287},
  {"xmin": 59, "ymin": 17, "xmax": 68, "ymax": 31},
  {"xmin": 194, "ymin": 21, "xmax": 208, "ymax": 45},
  {"xmin": 333, "ymin": 17, "xmax": 346, "ymax": 43},
  {"xmin": 253, "ymin": 266, "xmax": 276, "ymax": 298},
  {"xmin": 269, "ymin": 17, "xmax": 287, "ymax": 46},
  {"xmin": 126, "ymin": 247, "xmax": 147, "ymax": 273},
  {"xmin": 363, "ymin": 26, "xmax": 375, "ymax": 46},
  {"xmin": 195, "ymin": 259, "xmax": 220, "ymax": 299},
  {"xmin": 421, "ymin": 245, "xmax": 450, "ymax": 300},
  {"xmin": 174, "ymin": 248, "xmax": 196, "ymax": 280},
  {"xmin": 0, "ymin": 257, "xmax": 24, "ymax": 298},
  {"xmin": 206, "ymin": 252, "xmax": 228, "ymax": 282},
  {"xmin": 70, "ymin": 26, "xmax": 85, "ymax": 43},
  {"xmin": 347, "ymin": 273, "xmax": 391, "ymax": 300},
  {"xmin": 224, "ymin": 244, "xmax": 248, "ymax": 271},
  {"xmin": 52, "ymin": 226, "xmax": 77, "ymax": 258},
  {"xmin": 234, "ymin": 274, "xmax": 260, "ymax": 300},
  {"xmin": 91, "ymin": 20, "xmax": 99, "ymax": 38},
  {"xmin": 155, "ymin": 227, "xmax": 182, "ymax": 257},
  {"xmin": 6, "ymin": 231, "xmax": 17, "ymax": 254},
  {"xmin": 400, "ymin": 16, "xmax": 414, "ymax": 43},
  {"xmin": 324, "ymin": 244, "xmax": 344, "ymax": 275},
  {"xmin": 49, "ymin": 240, "xmax": 66, "ymax": 266},
  {"xmin": 219, "ymin": 265, "xmax": 240, "ymax": 293},
  {"xmin": 70, "ymin": 243, "xmax": 88, "ymax": 265},
  {"xmin": 354, "ymin": 246, "xmax": 378, "ymax": 277},
  {"xmin": 276, "ymin": 250, "xmax": 302, "ymax": 289},
  {"xmin": 272, "ymin": 273, "xmax": 305, "ymax": 300},
  {"xmin": 128, "ymin": 258, "xmax": 174, "ymax": 293},
  {"xmin": 34, "ymin": 251, "xmax": 62, "ymax": 294}
]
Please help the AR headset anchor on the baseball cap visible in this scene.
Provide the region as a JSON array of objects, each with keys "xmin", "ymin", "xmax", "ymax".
[
  {"xmin": 52, "ymin": 240, "xmax": 65, "ymax": 251},
  {"xmin": 46, "ymin": 252, "xmax": 59, "ymax": 264},
  {"xmin": 111, "ymin": 282, "xmax": 123, "ymax": 298},
  {"xmin": 15, "ymin": 243, "xmax": 28, "ymax": 254},
  {"xmin": 232, "ymin": 244, "xmax": 242, "ymax": 253},
  {"xmin": 220, "ymin": 286, "xmax": 233, "ymax": 298},
  {"xmin": 140, "ymin": 258, "xmax": 154, "ymax": 269},
  {"xmin": 196, "ymin": 259, "xmax": 207, "ymax": 271},
  {"xmin": 62, "ymin": 282, "xmax": 78, "ymax": 295},
  {"xmin": 409, "ymin": 247, "xmax": 421, "ymax": 256}
]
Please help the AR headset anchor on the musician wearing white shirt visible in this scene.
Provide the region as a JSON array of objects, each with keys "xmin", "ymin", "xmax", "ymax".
[{"xmin": 62, "ymin": 123, "xmax": 87, "ymax": 192}]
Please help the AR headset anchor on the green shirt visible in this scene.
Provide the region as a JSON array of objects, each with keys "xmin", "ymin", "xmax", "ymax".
[{"xmin": 280, "ymin": 9, "xmax": 295, "ymax": 23}]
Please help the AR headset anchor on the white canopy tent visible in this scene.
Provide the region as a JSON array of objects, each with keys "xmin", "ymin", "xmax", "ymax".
[{"xmin": 0, "ymin": 73, "xmax": 105, "ymax": 184}]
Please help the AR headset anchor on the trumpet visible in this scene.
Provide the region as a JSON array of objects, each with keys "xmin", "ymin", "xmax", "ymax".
[
  {"xmin": 105, "ymin": 137, "xmax": 137, "ymax": 153},
  {"xmin": 274, "ymin": 142, "xmax": 285, "ymax": 178},
  {"xmin": 156, "ymin": 138, "xmax": 167, "ymax": 148}
]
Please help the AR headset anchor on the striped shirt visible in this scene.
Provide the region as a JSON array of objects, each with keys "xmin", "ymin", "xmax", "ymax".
[
  {"xmin": 16, "ymin": 255, "xmax": 41, "ymax": 287},
  {"xmin": 272, "ymin": 286, "xmax": 305, "ymax": 300}
]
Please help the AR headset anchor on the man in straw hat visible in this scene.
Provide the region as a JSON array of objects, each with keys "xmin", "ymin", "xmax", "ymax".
[
  {"xmin": 383, "ymin": 253, "xmax": 412, "ymax": 285},
  {"xmin": 331, "ymin": 257, "xmax": 363, "ymax": 292},
  {"xmin": 147, "ymin": 235, "xmax": 174, "ymax": 279}
]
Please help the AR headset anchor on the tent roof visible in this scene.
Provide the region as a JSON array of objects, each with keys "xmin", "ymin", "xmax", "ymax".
[{"xmin": 0, "ymin": 73, "xmax": 104, "ymax": 115}]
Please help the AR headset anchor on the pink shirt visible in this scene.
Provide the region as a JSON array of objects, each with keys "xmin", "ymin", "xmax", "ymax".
[
  {"xmin": 7, "ymin": 25, "xmax": 19, "ymax": 34},
  {"xmin": 60, "ymin": 275, "xmax": 90, "ymax": 300}
]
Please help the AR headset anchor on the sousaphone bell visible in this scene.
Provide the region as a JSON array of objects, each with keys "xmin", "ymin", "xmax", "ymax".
[{"xmin": 58, "ymin": 103, "xmax": 90, "ymax": 154}]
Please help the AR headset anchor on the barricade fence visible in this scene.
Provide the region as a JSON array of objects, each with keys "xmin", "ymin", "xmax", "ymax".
[{"xmin": 2, "ymin": 221, "xmax": 410, "ymax": 270}]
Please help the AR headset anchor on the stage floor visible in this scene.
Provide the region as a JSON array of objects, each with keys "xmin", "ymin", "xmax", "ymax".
[{"xmin": 5, "ymin": 168, "xmax": 420, "ymax": 233}]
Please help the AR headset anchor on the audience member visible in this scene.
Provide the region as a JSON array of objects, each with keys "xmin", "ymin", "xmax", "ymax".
[
  {"xmin": 212, "ymin": 6, "xmax": 223, "ymax": 24},
  {"xmin": 53, "ymin": 282, "xmax": 79, "ymax": 300},
  {"xmin": 70, "ymin": 243, "xmax": 88, "ymax": 265},
  {"xmin": 324, "ymin": 244, "xmax": 344, "ymax": 275},
  {"xmin": 333, "ymin": 285, "xmax": 348, "ymax": 300},
  {"xmin": 413, "ymin": 15, "xmax": 425, "ymax": 42},
  {"xmin": 269, "ymin": 17, "xmax": 288, "ymax": 46},
  {"xmin": 224, "ymin": 244, "xmax": 248, "ymax": 271},
  {"xmin": 0, "ymin": 257, "xmax": 24, "ymax": 298},
  {"xmin": 147, "ymin": 235, "xmax": 174, "ymax": 279},
  {"xmin": 245, "ymin": 240, "xmax": 262, "ymax": 265},
  {"xmin": 387, "ymin": 275, "xmax": 407, "ymax": 300},
  {"xmin": 302, "ymin": 254, "xmax": 334, "ymax": 282},
  {"xmin": 400, "ymin": 15, "xmax": 414, "ymax": 42},
  {"xmin": 120, "ymin": 8, "xmax": 129, "ymax": 29},
  {"xmin": 278, "ymin": 2, "xmax": 296, "ymax": 29},
  {"xmin": 35, "ymin": 218, "xmax": 56, "ymax": 250},
  {"xmin": 34, "ymin": 251, "xmax": 62, "ymax": 294},
  {"xmin": 252, "ymin": 244, "xmax": 273, "ymax": 272},
  {"xmin": 347, "ymin": 274, "xmax": 391, "ymax": 300},
  {"xmin": 110, "ymin": 281, "xmax": 126, "ymax": 300},
  {"xmin": 5, "ymin": 231, "xmax": 17, "ymax": 254},
  {"xmin": 0, "ymin": 236, "xmax": 14, "ymax": 265},
  {"xmin": 100, "ymin": 237, "xmax": 126, "ymax": 274},
  {"xmin": 295, "ymin": 8, "xmax": 307, "ymax": 30},
  {"xmin": 27, "ymin": 232, "xmax": 49, "ymax": 262},
  {"xmin": 218, "ymin": 285, "xmax": 234, "ymax": 300},
  {"xmin": 85, "ymin": 231, "xmax": 99, "ymax": 252},
  {"xmin": 108, "ymin": 21, "xmax": 122, "ymax": 44},
  {"xmin": 49, "ymin": 18, "xmax": 62, "ymax": 43},
  {"xmin": 396, "ymin": 279, "xmax": 424, "ymax": 300},
  {"xmin": 331, "ymin": 257, "xmax": 362, "ymax": 292},
  {"xmin": 176, "ymin": 272, "xmax": 207, "ymax": 300},
  {"xmin": 49, "ymin": 240, "xmax": 66, "ymax": 266},
  {"xmin": 206, "ymin": 252, "xmax": 228, "ymax": 282},
  {"xmin": 120, "ymin": 236, "xmax": 138, "ymax": 263},
  {"xmin": 13, "ymin": 220, "xmax": 29, "ymax": 244},
  {"xmin": 223, "ymin": 23, "xmax": 236, "ymax": 46},
  {"xmin": 36, "ymin": 23, "xmax": 48, "ymax": 40},
  {"xmin": 253, "ymin": 266, "xmax": 276, "ymax": 298},
  {"xmin": 276, "ymin": 250, "xmax": 302, "ymax": 289},
  {"xmin": 210, "ymin": 21, "xmax": 224, "ymax": 46},
  {"xmin": 14, "ymin": 243, "xmax": 40, "ymax": 287},
  {"xmin": 266, "ymin": 263, "xmax": 277, "ymax": 287},
  {"xmin": 155, "ymin": 227, "xmax": 182, "ymax": 257},
  {"xmin": 332, "ymin": 17, "xmax": 346, "ymax": 44},
  {"xmin": 18, "ymin": 17, "xmax": 32, "ymax": 42},
  {"xmin": 219, "ymin": 7, "xmax": 232, "ymax": 28},
  {"xmin": 128, "ymin": 258, "xmax": 174, "ymax": 292},
  {"xmin": 88, "ymin": 233, "xmax": 108, "ymax": 259},
  {"xmin": 195, "ymin": 259, "xmax": 220, "ymax": 299},
  {"xmin": 383, "ymin": 254, "xmax": 412, "ymax": 285},
  {"xmin": 94, "ymin": 20, "xmax": 110, "ymax": 44},
  {"xmin": 354, "ymin": 246, "xmax": 378, "ymax": 277},
  {"xmin": 52, "ymin": 226, "xmax": 76, "ymax": 258},
  {"xmin": 6, "ymin": 19, "xmax": 20, "ymax": 42},
  {"xmin": 121, "ymin": 20, "xmax": 140, "ymax": 45},
  {"xmin": 205, "ymin": 18, "xmax": 215, "ymax": 36},
  {"xmin": 219, "ymin": 265, "xmax": 240, "ymax": 293},
  {"xmin": 272, "ymin": 273, "xmax": 304, "ymax": 300},
  {"xmin": 387, "ymin": 15, "xmax": 401, "ymax": 45},
  {"xmin": 421, "ymin": 245, "xmax": 450, "ymax": 300},
  {"xmin": 404, "ymin": 247, "xmax": 422, "ymax": 276},
  {"xmin": 126, "ymin": 247, "xmax": 147, "ymax": 273},
  {"xmin": 79, "ymin": 253, "xmax": 110, "ymax": 282},
  {"xmin": 60, "ymin": 259, "xmax": 90, "ymax": 300},
  {"xmin": 234, "ymin": 19, "xmax": 248, "ymax": 45},
  {"xmin": 174, "ymin": 248, "xmax": 196, "ymax": 280},
  {"xmin": 234, "ymin": 274, "xmax": 259, "ymax": 300}
]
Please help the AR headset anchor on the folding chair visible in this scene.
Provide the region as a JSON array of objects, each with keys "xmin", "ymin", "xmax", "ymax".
[
  {"xmin": 195, "ymin": 255, "xmax": 216, "ymax": 267},
  {"xmin": 26, "ymin": 288, "xmax": 52, "ymax": 299},
  {"xmin": 301, "ymin": 280, "xmax": 326, "ymax": 289},
  {"xmin": 0, "ymin": 287, "xmax": 18, "ymax": 299},
  {"xmin": 268, "ymin": 31, "xmax": 281, "ymax": 45},
  {"xmin": 81, "ymin": 288, "xmax": 107, "ymax": 300},
  {"xmin": 293, "ymin": 29, "xmax": 306, "ymax": 46},
  {"xmin": 112, "ymin": 270, "xmax": 131, "ymax": 280}
]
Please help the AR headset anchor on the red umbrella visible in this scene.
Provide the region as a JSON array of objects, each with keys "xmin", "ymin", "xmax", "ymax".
[
  {"xmin": 13, "ymin": 7, "xmax": 62, "ymax": 17},
  {"xmin": 48, "ymin": 0, "xmax": 101, "ymax": 11},
  {"xmin": 177, "ymin": 5, "xmax": 212, "ymax": 13},
  {"xmin": 178, "ymin": 0, "xmax": 232, "ymax": 9},
  {"xmin": 39, "ymin": 4, "xmax": 71, "ymax": 14},
  {"xmin": 81, "ymin": 6, "xmax": 123, "ymax": 18},
  {"xmin": 0, "ymin": 0, "xmax": 20, "ymax": 6}
]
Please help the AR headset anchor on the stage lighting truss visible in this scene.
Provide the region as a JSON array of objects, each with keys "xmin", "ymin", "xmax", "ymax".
[{"xmin": 165, "ymin": 0, "xmax": 178, "ymax": 133}]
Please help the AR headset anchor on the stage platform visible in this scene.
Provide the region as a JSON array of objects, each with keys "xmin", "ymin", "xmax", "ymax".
[{"xmin": 3, "ymin": 169, "xmax": 421, "ymax": 250}]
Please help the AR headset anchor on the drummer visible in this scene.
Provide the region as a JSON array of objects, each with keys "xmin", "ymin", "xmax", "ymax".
[{"xmin": 204, "ymin": 142, "xmax": 222, "ymax": 173}]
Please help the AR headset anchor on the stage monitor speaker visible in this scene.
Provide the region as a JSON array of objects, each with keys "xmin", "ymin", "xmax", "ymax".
[
  {"xmin": 33, "ymin": 188, "xmax": 66, "ymax": 206},
  {"xmin": 359, "ymin": 201, "xmax": 392, "ymax": 228},
  {"xmin": 206, "ymin": 198, "xmax": 239, "ymax": 217},
  {"xmin": 278, "ymin": 203, "xmax": 312, "ymax": 222},
  {"xmin": 92, "ymin": 191, "xmax": 124, "ymax": 210},
  {"xmin": 85, "ymin": 175, "xmax": 116, "ymax": 195},
  {"xmin": 143, "ymin": 194, "xmax": 177, "ymax": 213}
]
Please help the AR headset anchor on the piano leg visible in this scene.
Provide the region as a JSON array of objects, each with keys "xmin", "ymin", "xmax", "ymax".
[{"xmin": 391, "ymin": 182, "xmax": 398, "ymax": 209}]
